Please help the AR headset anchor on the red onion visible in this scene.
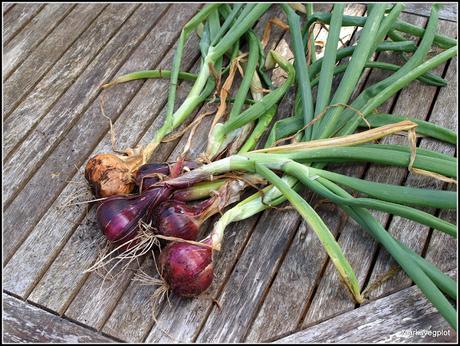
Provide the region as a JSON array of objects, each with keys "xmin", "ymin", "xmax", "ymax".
[
  {"xmin": 159, "ymin": 237, "xmax": 213, "ymax": 297},
  {"xmin": 152, "ymin": 197, "xmax": 217, "ymax": 240},
  {"xmin": 96, "ymin": 186, "xmax": 171, "ymax": 247},
  {"xmin": 135, "ymin": 161, "xmax": 201, "ymax": 192},
  {"xmin": 135, "ymin": 163, "xmax": 170, "ymax": 191}
]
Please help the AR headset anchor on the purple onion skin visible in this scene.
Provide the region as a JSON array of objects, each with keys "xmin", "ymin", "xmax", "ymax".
[
  {"xmin": 135, "ymin": 161, "xmax": 201, "ymax": 191},
  {"xmin": 152, "ymin": 198, "xmax": 215, "ymax": 240},
  {"xmin": 159, "ymin": 237, "xmax": 213, "ymax": 297},
  {"xmin": 135, "ymin": 163, "xmax": 170, "ymax": 191},
  {"xmin": 96, "ymin": 186, "xmax": 171, "ymax": 246}
]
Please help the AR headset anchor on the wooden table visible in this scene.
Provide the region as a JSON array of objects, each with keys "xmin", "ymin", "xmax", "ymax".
[{"xmin": 2, "ymin": 3, "xmax": 457, "ymax": 343}]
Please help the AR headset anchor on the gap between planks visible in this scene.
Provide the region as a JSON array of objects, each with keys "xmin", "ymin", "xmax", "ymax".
[
  {"xmin": 2, "ymin": 3, "xmax": 46, "ymax": 47},
  {"xmin": 3, "ymin": 3, "xmax": 456, "ymax": 344},
  {"xmin": 3, "ymin": 291, "xmax": 122, "ymax": 343}
]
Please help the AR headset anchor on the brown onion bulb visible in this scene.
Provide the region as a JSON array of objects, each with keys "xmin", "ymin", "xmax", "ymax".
[{"xmin": 85, "ymin": 153, "xmax": 135, "ymax": 198}]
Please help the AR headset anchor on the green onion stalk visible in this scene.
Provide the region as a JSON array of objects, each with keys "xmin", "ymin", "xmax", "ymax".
[
  {"xmin": 210, "ymin": 4, "xmax": 388, "ymax": 302},
  {"xmin": 320, "ymin": 180, "xmax": 457, "ymax": 328},
  {"xmin": 305, "ymin": 9, "xmax": 457, "ymax": 49},
  {"xmin": 359, "ymin": 114, "xmax": 457, "ymax": 144},
  {"xmin": 282, "ymin": 4, "xmax": 315, "ymax": 140},
  {"xmin": 206, "ymin": 50, "xmax": 295, "ymax": 158},
  {"xmin": 311, "ymin": 4, "xmax": 389, "ymax": 138},
  {"xmin": 161, "ymin": 133, "xmax": 457, "ymax": 316},
  {"xmin": 141, "ymin": 3, "xmax": 272, "ymax": 163},
  {"xmin": 205, "ymin": 30, "xmax": 261, "ymax": 158},
  {"xmin": 320, "ymin": 4, "xmax": 448, "ymax": 137},
  {"xmin": 103, "ymin": 3, "xmax": 457, "ymax": 329},
  {"xmin": 190, "ymin": 4, "xmax": 457, "ymax": 326}
]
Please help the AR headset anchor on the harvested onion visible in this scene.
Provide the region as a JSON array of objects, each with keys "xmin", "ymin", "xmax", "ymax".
[{"xmin": 158, "ymin": 236, "xmax": 213, "ymax": 297}]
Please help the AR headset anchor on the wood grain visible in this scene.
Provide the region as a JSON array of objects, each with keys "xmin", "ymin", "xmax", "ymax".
[
  {"xmin": 3, "ymin": 4, "xmax": 75, "ymax": 79},
  {"xmin": 2, "ymin": 3, "xmax": 157, "ymax": 207},
  {"xmin": 2, "ymin": 3, "xmax": 45, "ymax": 45},
  {"xmin": 26, "ymin": 45, "xmax": 200, "ymax": 318},
  {"xmin": 3, "ymin": 4, "xmax": 106, "ymax": 119},
  {"xmin": 294, "ymin": 6, "xmax": 399, "ymax": 330},
  {"xmin": 273, "ymin": 271, "xmax": 457, "ymax": 343},
  {"xmin": 245, "ymin": 4, "xmax": 370, "ymax": 342},
  {"xmin": 196, "ymin": 206, "xmax": 302, "ymax": 343},
  {"xmin": 3, "ymin": 3, "xmax": 14, "ymax": 14},
  {"xmin": 3, "ymin": 293, "xmax": 116, "ymax": 343},
  {"xmin": 300, "ymin": 12, "xmax": 438, "ymax": 328},
  {"xmin": 3, "ymin": 4, "xmax": 138, "ymax": 164},
  {"xmin": 2, "ymin": 3, "xmax": 168, "ymax": 263},
  {"xmin": 421, "ymin": 50, "xmax": 457, "ymax": 273}
]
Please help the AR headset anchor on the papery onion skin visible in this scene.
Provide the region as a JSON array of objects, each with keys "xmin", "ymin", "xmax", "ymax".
[
  {"xmin": 159, "ymin": 237, "xmax": 213, "ymax": 297},
  {"xmin": 85, "ymin": 154, "xmax": 134, "ymax": 198},
  {"xmin": 135, "ymin": 161, "xmax": 201, "ymax": 191}
]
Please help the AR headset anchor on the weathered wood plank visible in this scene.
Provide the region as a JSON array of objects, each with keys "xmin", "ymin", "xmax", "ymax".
[
  {"xmin": 2, "ymin": 293, "xmax": 116, "ymax": 343},
  {"xmin": 26, "ymin": 43, "xmax": 200, "ymax": 320},
  {"xmin": 5, "ymin": 4, "xmax": 197, "ymax": 302},
  {"xmin": 58, "ymin": 7, "xmax": 205, "ymax": 330},
  {"xmin": 141, "ymin": 5, "xmax": 332, "ymax": 343},
  {"xmin": 420, "ymin": 52, "xmax": 457, "ymax": 274},
  {"xmin": 2, "ymin": 3, "xmax": 45, "ymax": 45},
  {"xmin": 273, "ymin": 271, "xmax": 457, "ymax": 343},
  {"xmin": 403, "ymin": 3, "xmax": 457, "ymax": 22},
  {"xmin": 3, "ymin": 3, "xmax": 14, "ymax": 14},
  {"xmin": 62, "ymin": 62, "xmax": 203, "ymax": 331},
  {"xmin": 196, "ymin": 207, "xmax": 302, "ymax": 343},
  {"xmin": 3, "ymin": 4, "xmax": 136, "ymax": 163},
  {"xmin": 100, "ymin": 87, "xmax": 217, "ymax": 342},
  {"xmin": 102, "ymin": 106, "xmax": 244, "ymax": 342},
  {"xmin": 274, "ymin": 6, "xmax": 392, "ymax": 331},
  {"xmin": 3, "ymin": 4, "xmax": 75, "ymax": 79},
  {"xmin": 425, "ymin": 207, "xmax": 457, "ymax": 273},
  {"xmin": 364, "ymin": 19, "xmax": 457, "ymax": 301},
  {"xmin": 2, "ymin": 3, "xmax": 169, "ymax": 263},
  {"xmin": 245, "ymin": 195, "xmax": 344, "ymax": 342},
  {"xmin": 100, "ymin": 98, "xmax": 238, "ymax": 342},
  {"xmin": 3, "ymin": 4, "xmax": 457, "ymax": 343},
  {"xmin": 3, "ymin": 4, "xmax": 106, "ymax": 121},
  {"xmin": 2, "ymin": 3, "xmax": 152, "ymax": 207}
]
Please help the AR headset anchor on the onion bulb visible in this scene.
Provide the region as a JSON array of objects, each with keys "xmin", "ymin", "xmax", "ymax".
[
  {"xmin": 85, "ymin": 153, "xmax": 142, "ymax": 198},
  {"xmin": 158, "ymin": 237, "xmax": 213, "ymax": 297},
  {"xmin": 96, "ymin": 186, "xmax": 171, "ymax": 247}
]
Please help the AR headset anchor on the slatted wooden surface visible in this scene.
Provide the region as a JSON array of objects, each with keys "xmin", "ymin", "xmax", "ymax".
[{"xmin": 2, "ymin": 3, "xmax": 457, "ymax": 343}]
